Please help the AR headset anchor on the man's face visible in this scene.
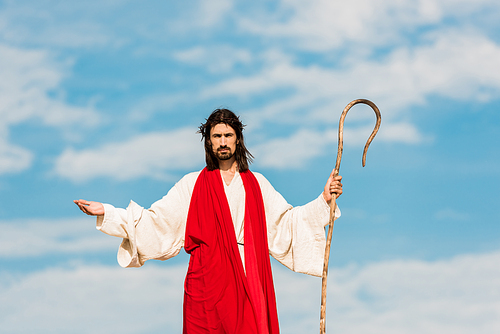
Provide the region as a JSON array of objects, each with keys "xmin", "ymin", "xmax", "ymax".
[{"xmin": 209, "ymin": 123, "xmax": 238, "ymax": 161}]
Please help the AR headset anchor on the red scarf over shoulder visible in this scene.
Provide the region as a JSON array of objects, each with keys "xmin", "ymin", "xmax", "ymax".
[{"xmin": 184, "ymin": 168, "xmax": 279, "ymax": 334}]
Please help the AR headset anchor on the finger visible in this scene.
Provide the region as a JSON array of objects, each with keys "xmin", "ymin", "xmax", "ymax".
[
  {"xmin": 76, "ymin": 202, "xmax": 91, "ymax": 213},
  {"xmin": 330, "ymin": 183, "xmax": 343, "ymax": 192},
  {"xmin": 80, "ymin": 206, "xmax": 92, "ymax": 215},
  {"xmin": 329, "ymin": 181, "xmax": 342, "ymax": 188},
  {"xmin": 77, "ymin": 203, "xmax": 88, "ymax": 213},
  {"xmin": 327, "ymin": 169, "xmax": 335, "ymax": 181}
]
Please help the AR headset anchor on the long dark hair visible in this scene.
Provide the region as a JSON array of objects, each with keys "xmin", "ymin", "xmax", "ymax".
[{"xmin": 198, "ymin": 108, "xmax": 254, "ymax": 171}]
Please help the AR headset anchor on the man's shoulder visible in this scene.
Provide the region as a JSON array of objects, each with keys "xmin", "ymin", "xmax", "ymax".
[
  {"xmin": 174, "ymin": 170, "xmax": 202, "ymax": 190},
  {"xmin": 248, "ymin": 170, "xmax": 273, "ymax": 188},
  {"xmin": 183, "ymin": 170, "xmax": 202, "ymax": 180},
  {"xmin": 249, "ymin": 170, "xmax": 264, "ymax": 179}
]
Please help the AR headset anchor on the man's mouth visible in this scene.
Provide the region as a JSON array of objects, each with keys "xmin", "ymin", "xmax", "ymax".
[{"xmin": 215, "ymin": 146, "xmax": 233, "ymax": 160}]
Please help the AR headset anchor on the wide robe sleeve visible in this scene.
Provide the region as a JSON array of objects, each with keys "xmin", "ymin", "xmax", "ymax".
[
  {"xmin": 253, "ymin": 172, "xmax": 341, "ymax": 278},
  {"xmin": 95, "ymin": 171, "xmax": 200, "ymax": 268}
]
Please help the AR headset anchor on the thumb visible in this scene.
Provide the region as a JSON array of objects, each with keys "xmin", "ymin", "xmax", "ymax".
[{"xmin": 75, "ymin": 199, "xmax": 90, "ymax": 206}]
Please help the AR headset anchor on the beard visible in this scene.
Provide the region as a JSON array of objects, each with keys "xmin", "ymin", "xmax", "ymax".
[{"xmin": 214, "ymin": 146, "xmax": 234, "ymax": 161}]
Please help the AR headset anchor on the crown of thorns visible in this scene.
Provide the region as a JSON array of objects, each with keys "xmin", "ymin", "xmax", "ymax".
[{"xmin": 197, "ymin": 109, "xmax": 245, "ymax": 139}]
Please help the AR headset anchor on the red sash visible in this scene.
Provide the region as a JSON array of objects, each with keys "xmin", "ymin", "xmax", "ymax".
[{"xmin": 184, "ymin": 168, "xmax": 279, "ymax": 333}]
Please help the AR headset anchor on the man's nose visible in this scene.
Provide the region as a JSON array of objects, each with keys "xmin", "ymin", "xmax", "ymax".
[{"xmin": 221, "ymin": 136, "xmax": 227, "ymax": 145}]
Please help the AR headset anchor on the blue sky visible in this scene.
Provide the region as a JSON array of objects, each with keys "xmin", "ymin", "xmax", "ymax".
[{"xmin": 1, "ymin": 0, "xmax": 499, "ymax": 333}]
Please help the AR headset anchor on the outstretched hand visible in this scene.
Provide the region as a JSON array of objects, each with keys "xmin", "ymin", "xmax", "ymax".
[
  {"xmin": 322, "ymin": 170, "xmax": 343, "ymax": 204},
  {"xmin": 74, "ymin": 199, "xmax": 104, "ymax": 216}
]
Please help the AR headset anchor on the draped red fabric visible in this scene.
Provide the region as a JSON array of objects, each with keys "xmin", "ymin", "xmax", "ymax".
[{"xmin": 183, "ymin": 168, "xmax": 279, "ymax": 334}]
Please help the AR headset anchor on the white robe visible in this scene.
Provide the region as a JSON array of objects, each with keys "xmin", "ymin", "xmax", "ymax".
[{"xmin": 96, "ymin": 170, "xmax": 340, "ymax": 277}]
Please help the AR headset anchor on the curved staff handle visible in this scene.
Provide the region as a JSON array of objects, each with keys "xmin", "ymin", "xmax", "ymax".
[{"xmin": 320, "ymin": 99, "xmax": 381, "ymax": 334}]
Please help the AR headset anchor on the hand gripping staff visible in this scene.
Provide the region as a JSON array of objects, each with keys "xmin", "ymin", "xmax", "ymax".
[{"xmin": 319, "ymin": 99, "xmax": 381, "ymax": 334}]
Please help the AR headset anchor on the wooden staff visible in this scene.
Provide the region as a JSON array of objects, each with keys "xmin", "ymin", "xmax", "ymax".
[{"xmin": 320, "ymin": 99, "xmax": 382, "ymax": 334}]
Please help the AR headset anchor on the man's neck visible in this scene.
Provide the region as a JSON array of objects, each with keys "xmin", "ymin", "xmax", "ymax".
[
  {"xmin": 218, "ymin": 157, "xmax": 237, "ymax": 172},
  {"xmin": 219, "ymin": 158, "xmax": 238, "ymax": 185}
]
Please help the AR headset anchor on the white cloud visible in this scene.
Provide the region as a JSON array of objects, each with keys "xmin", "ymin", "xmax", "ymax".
[
  {"xmin": 126, "ymin": 93, "xmax": 190, "ymax": 122},
  {"xmin": 276, "ymin": 251, "xmax": 500, "ymax": 333},
  {"xmin": 0, "ymin": 43, "xmax": 100, "ymax": 175},
  {"xmin": 0, "ymin": 44, "xmax": 95, "ymax": 128},
  {"xmin": 0, "ymin": 218, "xmax": 115, "ymax": 258},
  {"xmin": 0, "ymin": 0, "xmax": 237, "ymax": 50},
  {"xmin": 0, "ymin": 1, "xmax": 118, "ymax": 48},
  {"xmin": 238, "ymin": 0, "xmax": 500, "ymax": 51},
  {"xmin": 0, "ymin": 140, "xmax": 33, "ymax": 174},
  {"xmin": 199, "ymin": 29, "xmax": 500, "ymax": 147},
  {"xmin": 192, "ymin": 0, "xmax": 234, "ymax": 28},
  {"xmin": 200, "ymin": 51, "xmax": 321, "ymax": 100},
  {"xmin": 173, "ymin": 45, "xmax": 252, "ymax": 73},
  {"xmin": 0, "ymin": 264, "xmax": 187, "ymax": 334},
  {"xmin": 55, "ymin": 128, "xmax": 204, "ymax": 182},
  {"xmin": 0, "ymin": 0, "xmax": 498, "ymax": 179},
  {"xmin": 434, "ymin": 208, "xmax": 470, "ymax": 221},
  {"xmin": 369, "ymin": 122, "xmax": 428, "ymax": 145},
  {"xmin": 252, "ymin": 128, "xmax": 336, "ymax": 169},
  {"xmin": 251, "ymin": 120, "xmax": 425, "ymax": 170},
  {"xmin": 383, "ymin": 29, "xmax": 500, "ymax": 102},
  {"xmin": 1, "ymin": 251, "xmax": 499, "ymax": 333}
]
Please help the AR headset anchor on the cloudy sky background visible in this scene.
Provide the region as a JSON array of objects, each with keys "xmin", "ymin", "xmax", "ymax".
[{"xmin": 1, "ymin": 0, "xmax": 499, "ymax": 333}]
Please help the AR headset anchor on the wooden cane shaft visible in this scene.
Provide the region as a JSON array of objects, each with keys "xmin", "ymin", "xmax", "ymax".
[
  {"xmin": 319, "ymin": 99, "xmax": 381, "ymax": 334},
  {"xmin": 319, "ymin": 196, "xmax": 338, "ymax": 334}
]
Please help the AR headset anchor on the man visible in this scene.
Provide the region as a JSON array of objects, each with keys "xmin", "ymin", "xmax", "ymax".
[{"xmin": 74, "ymin": 108, "xmax": 343, "ymax": 334}]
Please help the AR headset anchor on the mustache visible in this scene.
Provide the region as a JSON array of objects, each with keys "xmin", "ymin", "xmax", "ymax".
[{"xmin": 217, "ymin": 146, "xmax": 230, "ymax": 151}]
